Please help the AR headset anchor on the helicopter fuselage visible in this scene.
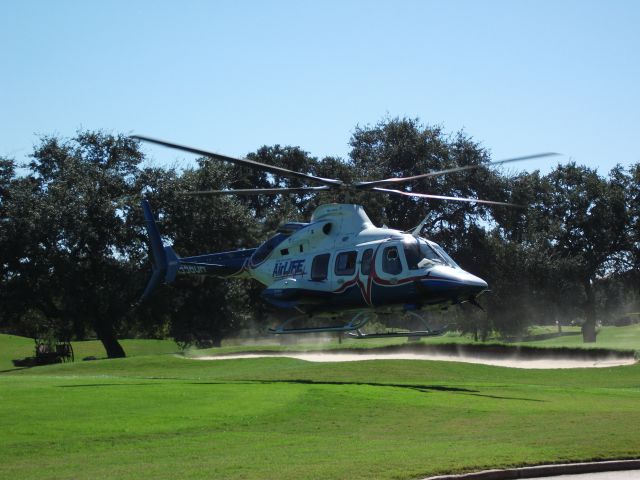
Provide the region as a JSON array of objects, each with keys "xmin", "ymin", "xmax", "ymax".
[{"xmin": 146, "ymin": 203, "xmax": 488, "ymax": 317}]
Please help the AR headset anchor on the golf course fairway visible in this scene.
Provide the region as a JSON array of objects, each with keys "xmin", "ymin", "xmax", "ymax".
[{"xmin": 2, "ymin": 345, "xmax": 640, "ymax": 480}]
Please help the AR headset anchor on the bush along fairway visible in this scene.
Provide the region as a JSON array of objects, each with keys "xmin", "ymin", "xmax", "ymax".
[{"xmin": 1, "ymin": 349, "xmax": 640, "ymax": 480}]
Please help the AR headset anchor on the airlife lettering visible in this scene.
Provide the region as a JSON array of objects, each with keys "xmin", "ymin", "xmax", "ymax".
[{"xmin": 272, "ymin": 259, "xmax": 305, "ymax": 278}]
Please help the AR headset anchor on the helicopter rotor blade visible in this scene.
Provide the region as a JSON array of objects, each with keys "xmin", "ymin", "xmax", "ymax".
[
  {"xmin": 355, "ymin": 152, "xmax": 560, "ymax": 190},
  {"xmin": 181, "ymin": 186, "xmax": 332, "ymax": 196},
  {"xmin": 131, "ymin": 135, "xmax": 343, "ymax": 188},
  {"xmin": 372, "ymin": 187, "xmax": 522, "ymax": 207}
]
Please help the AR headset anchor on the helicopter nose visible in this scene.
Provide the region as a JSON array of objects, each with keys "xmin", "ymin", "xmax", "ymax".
[
  {"xmin": 460, "ymin": 270, "xmax": 488, "ymax": 289},
  {"xmin": 462, "ymin": 273, "xmax": 489, "ymax": 297},
  {"xmin": 421, "ymin": 267, "xmax": 488, "ymax": 301}
]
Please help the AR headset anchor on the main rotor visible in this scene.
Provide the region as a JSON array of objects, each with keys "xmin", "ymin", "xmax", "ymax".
[{"xmin": 131, "ymin": 135, "xmax": 559, "ymax": 207}]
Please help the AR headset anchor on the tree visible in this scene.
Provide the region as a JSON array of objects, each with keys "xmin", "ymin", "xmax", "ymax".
[
  {"xmin": 153, "ymin": 157, "xmax": 262, "ymax": 347},
  {"xmin": 3, "ymin": 124, "xmax": 636, "ymax": 352},
  {"xmin": 0, "ymin": 157, "xmax": 21, "ymax": 328},
  {"xmin": 626, "ymin": 163, "xmax": 640, "ymax": 288},
  {"xmin": 538, "ymin": 164, "xmax": 630, "ymax": 342},
  {"xmin": 348, "ymin": 117, "xmax": 539, "ymax": 337},
  {"xmin": 4, "ymin": 132, "xmax": 146, "ymax": 357},
  {"xmin": 349, "ymin": 117, "xmax": 504, "ymax": 234}
]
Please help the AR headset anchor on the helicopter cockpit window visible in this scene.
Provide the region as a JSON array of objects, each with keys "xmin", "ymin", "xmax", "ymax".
[
  {"xmin": 335, "ymin": 251, "xmax": 357, "ymax": 276},
  {"xmin": 402, "ymin": 237, "xmax": 443, "ymax": 269},
  {"xmin": 430, "ymin": 243, "xmax": 460, "ymax": 269},
  {"xmin": 382, "ymin": 246, "xmax": 402, "ymax": 275},
  {"xmin": 403, "ymin": 237, "xmax": 422, "ymax": 270},
  {"xmin": 419, "ymin": 239, "xmax": 444, "ymax": 264},
  {"xmin": 411, "ymin": 237, "xmax": 460, "ymax": 269},
  {"xmin": 251, "ymin": 233, "xmax": 289, "ymax": 265},
  {"xmin": 360, "ymin": 248, "xmax": 373, "ymax": 275},
  {"xmin": 311, "ymin": 253, "xmax": 331, "ymax": 281}
]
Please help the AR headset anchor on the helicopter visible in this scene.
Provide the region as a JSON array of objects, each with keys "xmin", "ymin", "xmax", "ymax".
[{"xmin": 135, "ymin": 135, "xmax": 557, "ymax": 338}]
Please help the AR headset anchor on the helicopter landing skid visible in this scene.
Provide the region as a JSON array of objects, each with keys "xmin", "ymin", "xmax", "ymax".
[
  {"xmin": 346, "ymin": 329, "xmax": 445, "ymax": 339},
  {"xmin": 347, "ymin": 311, "xmax": 447, "ymax": 339},
  {"xmin": 268, "ymin": 311, "xmax": 371, "ymax": 335}
]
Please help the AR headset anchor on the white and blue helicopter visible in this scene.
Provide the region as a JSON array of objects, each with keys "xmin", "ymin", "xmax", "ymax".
[{"xmin": 136, "ymin": 136, "xmax": 556, "ymax": 338}]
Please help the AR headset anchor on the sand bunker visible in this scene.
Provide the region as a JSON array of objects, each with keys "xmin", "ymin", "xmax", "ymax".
[{"xmin": 191, "ymin": 352, "xmax": 636, "ymax": 369}]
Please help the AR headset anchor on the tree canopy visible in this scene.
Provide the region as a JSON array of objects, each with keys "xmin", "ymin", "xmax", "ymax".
[{"xmin": 1, "ymin": 119, "xmax": 638, "ymax": 356}]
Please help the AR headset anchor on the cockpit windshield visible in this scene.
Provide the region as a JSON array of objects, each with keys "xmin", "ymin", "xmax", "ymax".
[
  {"xmin": 430, "ymin": 242, "xmax": 460, "ymax": 269},
  {"xmin": 402, "ymin": 236, "xmax": 460, "ymax": 269}
]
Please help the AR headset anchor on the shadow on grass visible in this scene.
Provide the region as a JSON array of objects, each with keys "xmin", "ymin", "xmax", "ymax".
[
  {"xmin": 465, "ymin": 392, "xmax": 545, "ymax": 402},
  {"xmin": 55, "ymin": 379, "xmax": 546, "ymax": 402},
  {"xmin": 244, "ymin": 379, "xmax": 546, "ymax": 402},
  {"xmin": 187, "ymin": 379, "xmax": 545, "ymax": 402},
  {"xmin": 249, "ymin": 378, "xmax": 475, "ymax": 393},
  {"xmin": 59, "ymin": 383, "xmax": 160, "ymax": 388},
  {"xmin": 0, "ymin": 367, "xmax": 30, "ymax": 374}
]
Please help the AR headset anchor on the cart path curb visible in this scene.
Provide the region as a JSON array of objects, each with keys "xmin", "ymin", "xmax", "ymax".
[{"xmin": 422, "ymin": 459, "xmax": 640, "ymax": 479}]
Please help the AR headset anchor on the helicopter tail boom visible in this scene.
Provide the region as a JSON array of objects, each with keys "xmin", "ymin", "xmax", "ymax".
[{"xmin": 140, "ymin": 200, "xmax": 254, "ymax": 302}]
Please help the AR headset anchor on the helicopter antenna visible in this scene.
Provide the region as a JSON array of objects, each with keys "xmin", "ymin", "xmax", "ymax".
[{"xmin": 411, "ymin": 215, "xmax": 431, "ymax": 238}]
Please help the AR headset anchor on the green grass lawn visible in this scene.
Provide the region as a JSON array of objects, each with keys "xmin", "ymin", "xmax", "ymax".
[
  {"xmin": 2, "ymin": 350, "xmax": 640, "ymax": 479},
  {"xmin": 0, "ymin": 334, "xmax": 35, "ymax": 372},
  {"xmin": 4, "ymin": 322, "xmax": 638, "ymax": 373},
  {"xmin": 189, "ymin": 323, "xmax": 640, "ymax": 358},
  {"xmin": 219, "ymin": 323, "xmax": 640, "ymax": 351},
  {"xmin": 516, "ymin": 323, "xmax": 640, "ymax": 351},
  {"xmin": 0, "ymin": 334, "xmax": 180, "ymax": 372}
]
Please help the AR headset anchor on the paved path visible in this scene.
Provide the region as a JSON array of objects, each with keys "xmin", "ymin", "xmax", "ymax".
[
  {"xmin": 550, "ymin": 471, "xmax": 640, "ymax": 479},
  {"xmin": 423, "ymin": 461, "xmax": 640, "ymax": 479}
]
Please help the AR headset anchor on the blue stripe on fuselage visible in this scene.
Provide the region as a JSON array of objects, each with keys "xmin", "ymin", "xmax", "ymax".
[{"xmin": 261, "ymin": 277, "xmax": 465, "ymax": 311}]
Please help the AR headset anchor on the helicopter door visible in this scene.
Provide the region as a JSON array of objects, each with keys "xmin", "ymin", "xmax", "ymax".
[
  {"xmin": 376, "ymin": 244, "xmax": 406, "ymax": 284},
  {"xmin": 360, "ymin": 248, "xmax": 374, "ymax": 277},
  {"xmin": 311, "ymin": 253, "xmax": 331, "ymax": 282},
  {"xmin": 355, "ymin": 248, "xmax": 374, "ymax": 303}
]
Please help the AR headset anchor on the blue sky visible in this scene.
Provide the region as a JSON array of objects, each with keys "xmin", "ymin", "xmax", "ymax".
[{"xmin": 2, "ymin": 0, "xmax": 639, "ymax": 176}]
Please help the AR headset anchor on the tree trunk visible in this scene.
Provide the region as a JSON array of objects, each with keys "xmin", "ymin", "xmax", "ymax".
[
  {"xmin": 480, "ymin": 324, "xmax": 489, "ymax": 342},
  {"xmin": 581, "ymin": 280, "xmax": 597, "ymax": 343},
  {"xmin": 94, "ymin": 322, "xmax": 126, "ymax": 358}
]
